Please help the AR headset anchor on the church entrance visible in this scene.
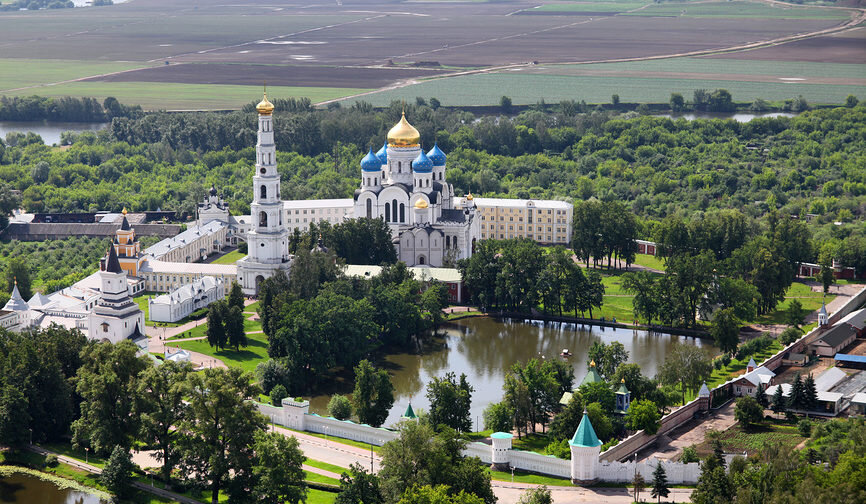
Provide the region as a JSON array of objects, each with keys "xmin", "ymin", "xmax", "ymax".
[
  {"xmin": 417, "ymin": 255, "xmax": 426, "ymax": 265},
  {"xmin": 255, "ymin": 275, "xmax": 265, "ymax": 295}
]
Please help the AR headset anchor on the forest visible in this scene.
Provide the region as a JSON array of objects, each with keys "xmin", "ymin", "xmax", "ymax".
[{"xmin": 0, "ymin": 99, "xmax": 863, "ymax": 268}]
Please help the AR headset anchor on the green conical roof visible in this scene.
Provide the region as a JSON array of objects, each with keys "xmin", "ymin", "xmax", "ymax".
[
  {"xmin": 580, "ymin": 361, "xmax": 603, "ymax": 386},
  {"xmin": 616, "ymin": 378, "xmax": 629, "ymax": 395},
  {"xmin": 570, "ymin": 411, "xmax": 602, "ymax": 448},
  {"xmin": 402, "ymin": 403, "xmax": 417, "ymax": 419}
]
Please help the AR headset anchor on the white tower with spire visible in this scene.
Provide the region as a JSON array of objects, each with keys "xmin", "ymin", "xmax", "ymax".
[
  {"xmin": 237, "ymin": 90, "xmax": 292, "ymax": 295},
  {"xmin": 87, "ymin": 246, "xmax": 145, "ymax": 345}
]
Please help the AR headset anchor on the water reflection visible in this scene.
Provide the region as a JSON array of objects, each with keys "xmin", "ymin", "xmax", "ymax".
[
  {"xmin": 310, "ymin": 317, "xmax": 716, "ymax": 428},
  {"xmin": 0, "ymin": 472, "xmax": 106, "ymax": 503}
]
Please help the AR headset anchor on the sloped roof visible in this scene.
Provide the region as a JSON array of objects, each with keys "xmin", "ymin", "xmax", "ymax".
[
  {"xmin": 105, "ymin": 245, "xmax": 123, "ymax": 274},
  {"xmin": 837, "ymin": 308, "xmax": 866, "ymax": 330},
  {"xmin": 3, "ymin": 282, "xmax": 28, "ymax": 312},
  {"xmin": 402, "ymin": 403, "xmax": 417, "ymax": 419},
  {"xmin": 581, "ymin": 362, "xmax": 603, "ymax": 386},
  {"xmin": 814, "ymin": 366, "xmax": 846, "ymax": 392},
  {"xmin": 570, "ymin": 411, "xmax": 602, "ymax": 448},
  {"xmin": 815, "ymin": 324, "xmax": 856, "ymax": 349}
]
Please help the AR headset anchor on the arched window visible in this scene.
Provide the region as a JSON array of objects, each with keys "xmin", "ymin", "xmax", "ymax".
[
  {"xmin": 446, "ymin": 236, "xmax": 450, "ymax": 248},
  {"xmin": 374, "ymin": 177, "xmax": 378, "ymax": 185},
  {"xmin": 260, "ymin": 185, "xmax": 267, "ymax": 199},
  {"xmin": 259, "ymin": 211, "xmax": 268, "ymax": 227},
  {"xmin": 399, "ymin": 203, "xmax": 405, "ymax": 223},
  {"xmin": 392, "ymin": 199, "xmax": 398, "ymax": 222},
  {"xmin": 366, "ymin": 199, "xmax": 372, "ymax": 219},
  {"xmin": 385, "ymin": 203, "xmax": 390, "ymax": 222},
  {"xmin": 397, "ymin": 161, "xmax": 402, "ymax": 172}
]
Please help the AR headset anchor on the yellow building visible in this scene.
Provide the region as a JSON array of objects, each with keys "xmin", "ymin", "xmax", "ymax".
[
  {"xmin": 105, "ymin": 209, "xmax": 144, "ymax": 278},
  {"xmin": 470, "ymin": 197, "xmax": 573, "ymax": 245}
]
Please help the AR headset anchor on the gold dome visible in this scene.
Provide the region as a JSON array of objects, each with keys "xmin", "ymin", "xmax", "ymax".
[
  {"xmin": 256, "ymin": 91, "xmax": 274, "ymax": 115},
  {"xmin": 387, "ymin": 112, "xmax": 420, "ymax": 147},
  {"xmin": 589, "ymin": 359, "xmax": 596, "ymax": 367},
  {"xmin": 414, "ymin": 199, "xmax": 429, "ymax": 209},
  {"xmin": 122, "ymin": 207, "xmax": 128, "ymax": 215},
  {"xmin": 466, "ymin": 192, "xmax": 474, "ymax": 201}
]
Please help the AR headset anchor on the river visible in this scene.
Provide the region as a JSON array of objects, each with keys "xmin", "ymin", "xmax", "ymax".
[
  {"xmin": 309, "ymin": 317, "xmax": 717, "ymax": 428},
  {"xmin": 656, "ymin": 112, "xmax": 796, "ymax": 122},
  {"xmin": 0, "ymin": 472, "xmax": 106, "ymax": 504},
  {"xmin": 0, "ymin": 121, "xmax": 108, "ymax": 146}
]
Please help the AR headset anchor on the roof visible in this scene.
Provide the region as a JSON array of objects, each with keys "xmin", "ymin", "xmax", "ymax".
[
  {"xmin": 814, "ymin": 367, "xmax": 846, "ymax": 392},
  {"xmin": 283, "ymin": 198, "xmax": 354, "ymax": 209},
  {"xmin": 343, "ymin": 265, "xmax": 462, "ymax": 284},
  {"xmin": 852, "ymin": 393, "xmax": 866, "ymax": 405},
  {"xmin": 140, "ymin": 259, "xmax": 237, "ymax": 276},
  {"xmin": 699, "ymin": 382, "xmax": 711, "ymax": 397},
  {"xmin": 120, "ymin": 216, "xmax": 131, "ymax": 231},
  {"xmin": 747, "ymin": 357, "xmax": 757, "ymax": 369},
  {"xmin": 402, "ymin": 403, "xmax": 417, "ymax": 419},
  {"xmin": 559, "ymin": 391, "xmax": 574, "ymax": 406},
  {"xmin": 815, "ymin": 324, "xmax": 856, "ymax": 349},
  {"xmin": 581, "ymin": 363, "xmax": 603, "ymax": 386},
  {"xmin": 468, "ymin": 197, "xmax": 573, "ymax": 210},
  {"xmin": 570, "ymin": 412, "xmax": 602, "ymax": 448},
  {"xmin": 837, "ymin": 308, "xmax": 866, "ymax": 330},
  {"xmin": 3, "ymin": 282, "xmax": 28, "ymax": 312},
  {"xmin": 144, "ymin": 221, "xmax": 226, "ymax": 259},
  {"xmin": 616, "ymin": 381, "xmax": 629, "ymax": 395},
  {"xmin": 740, "ymin": 365, "xmax": 775, "ymax": 387},
  {"xmin": 151, "ymin": 276, "xmax": 221, "ymax": 307},
  {"xmin": 439, "ymin": 209, "xmax": 466, "ymax": 223},
  {"xmin": 834, "ymin": 353, "xmax": 866, "ymax": 365},
  {"xmin": 105, "ymin": 245, "xmax": 123, "ymax": 274},
  {"xmin": 491, "ymin": 432, "xmax": 513, "ymax": 439}
]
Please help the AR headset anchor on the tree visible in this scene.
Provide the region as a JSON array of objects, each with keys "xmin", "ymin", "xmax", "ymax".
[
  {"xmin": 789, "ymin": 373, "xmax": 806, "ymax": 412},
  {"xmin": 397, "ymin": 484, "xmax": 485, "ymax": 504},
  {"xmin": 136, "ymin": 360, "xmax": 191, "ymax": 485},
  {"xmin": 681, "ymin": 445, "xmax": 699, "ymax": 463},
  {"xmin": 179, "ymin": 367, "xmax": 266, "ymax": 504},
  {"xmin": 633, "ymin": 472, "xmax": 646, "ymax": 504},
  {"xmin": 503, "ymin": 358, "xmax": 567, "ymax": 435},
  {"xmin": 329, "ymin": 395, "xmax": 353, "ymax": 421},
  {"xmin": 353, "ymin": 360, "xmax": 395, "ymax": 428},
  {"xmin": 625, "ymin": 399, "xmax": 661, "ymax": 434},
  {"xmin": 578, "ymin": 381, "xmax": 616, "ymax": 413},
  {"xmin": 500, "ymin": 96, "xmax": 512, "ymax": 114},
  {"xmin": 710, "ymin": 308, "xmax": 740, "ymax": 355},
  {"xmin": 0, "ymin": 384, "xmax": 30, "ymax": 449},
  {"xmin": 228, "ymin": 281, "xmax": 244, "ymax": 311},
  {"xmin": 584, "ymin": 270, "xmax": 605, "ymax": 319},
  {"xmin": 755, "ymin": 382, "xmax": 768, "ymax": 409},
  {"xmin": 206, "ymin": 300, "xmax": 227, "ymax": 350},
  {"xmin": 586, "ymin": 341, "xmax": 629, "ymax": 379},
  {"xmin": 818, "ymin": 249, "xmax": 835, "ymax": 295},
  {"xmin": 651, "ymin": 463, "xmax": 670, "ymax": 503},
  {"xmin": 252, "ymin": 431, "xmax": 307, "ymax": 504},
  {"xmin": 5, "ymin": 256, "xmax": 32, "ymax": 301},
  {"xmin": 336, "ymin": 464, "xmax": 384, "ymax": 504},
  {"xmin": 845, "ymin": 94, "xmax": 859, "ymax": 107},
  {"xmin": 611, "ymin": 94, "xmax": 620, "ymax": 107},
  {"xmin": 426, "ymin": 372, "xmax": 473, "ymax": 432},
  {"xmin": 585, "ymin": 402, "xmax": 613, "ymax": 442},
  {"xmin": 657, "ymin": 343, "xmax": 712, "ymax": 405},
  {"xmin": 101, "ymin": 445, "xmax": 135, "ymax": 499},
  {"xmin": 779, "ymin": 327, "xmax": 802, "ymax": 346},
  {"xmin": 785, "ymin": 299, "xmax": 806, "ymax": 328},
  {"xmin": 517, "ymin": 485, "xmax": 552, "ymax": 504},
  {"xmin": 255, "ymin": 359, "xmax": 290, "ymax": 396},
  {"xmin": 670, "ymin": 93, "xmax": 685, "ymax": 112},
  {"xmin": 72, "ymin": 341, "xmax": 149, "ymax": 455},
  {"xmin": 270, "ymin": 384, "xmax": 288, "ymax": 406},
  {"xmin": 225, "ymin": 304, "xmax": 247, "ymax": 350},
  {"xmin": 771, "ymin": 385, "xmax": 786, "ymax": 417},
  {"xmin": 31, "ymin": 160, "xmax": 49, "ymax": 183},
  {"xmin": 549, "ymin": 394, "xmax": 584, "ymax": 441},
  {"xmin": 803, "ymin": 373, "xmax": 818, "ymax": 412},
  {"xmin": 482, "ymin": 401, "xmax": 512, "ymax": 433},
  {"xmin": 690, "ymin": 456, "xmax": 733, "ymax": 504},
  {"xmin": 420, "ymin": 282, "xmax": 449, "ymax": 328},
  {"xmin": 734, "ymin": 396, "xmax": 763, "ymax": 429}
]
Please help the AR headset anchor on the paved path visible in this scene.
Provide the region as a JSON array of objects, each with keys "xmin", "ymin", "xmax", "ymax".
[{"xmin": 637, "ymin": 401, "xmax": 737, "ymax": 462}]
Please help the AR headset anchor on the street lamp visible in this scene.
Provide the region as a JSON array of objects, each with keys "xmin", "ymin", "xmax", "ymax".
[
  {"xmin": 85, "ymin": 447, "xmax": 89, "ymax": 464},
  {"xmin": 511, "ymin": 466, "xmax": 514, "ymax": 483}
]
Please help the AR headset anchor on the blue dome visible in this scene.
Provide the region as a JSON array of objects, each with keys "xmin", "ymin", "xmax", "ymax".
[
  {"xmin": 361, "ymin": 148, "xmax": 381, "ymax": 172},
  {"xmin": 376, "ymin": 141, "xmax": 387, "ymax": 164},
  {"xmin": 427, "ymin": 143, "xmax": 447, "ymax": 166},
  {"xmin": 412, "ymin": 150, "xmax": 433, "ymax": 173}
]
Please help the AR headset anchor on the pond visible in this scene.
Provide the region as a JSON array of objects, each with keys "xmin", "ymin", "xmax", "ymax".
[
  {"xmin": 309, "ymin": 317, "xmax": 717, "ymax": 428},
  {"xmin": 656, "ymin": 112, "xmax": 796, "ymax": 122},
  {"xmin": 0, "ymin": 472, "xmax": 106, "ymax": 504},
  {"xmin": 0, "ymin": 121, "xmax": 108, "ymax": 146}
]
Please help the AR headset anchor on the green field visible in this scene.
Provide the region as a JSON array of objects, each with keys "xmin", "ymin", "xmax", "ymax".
[
  {"xmin": 0, "ymin": 59, "xmax": 153, "ymax": 92},
  {"xmin": 533, "ymin": 2, "xmax": 650, "ymax": 13},
  {"xmin": 3, "ymin": 81, "xmax": 370, "ymax": 111},
  {"xmin": 623, "ymin": 1, "xmax": 851, "ymax": 19},
  {"xmin": 210, "ymin": 250, "xmax": 246, "ymax": 265},
  {"xmin": 353, "ymin": 72, "xmax": 863, "ymax": 106},
  {"xmin": 175, "ymin": 330, "xmax": 269, "ymax": 373}
]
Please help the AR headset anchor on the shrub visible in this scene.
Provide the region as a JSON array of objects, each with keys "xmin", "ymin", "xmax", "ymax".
[
  {"xmin": 328, "ymin": 395, "xmax": 353, "ymax": 421},
  {"xmin": 483, "ymin": 401, "xmax": 513, "ymax": 433},
  {"xmin": 270, "ymin": 384, "xmax": 288, "ymax": 406},
  {"xmin": 735, "ymin": 334, "xmax": 775, "ymax": 360},
  {"xmin": 779, "ymin": 327, "xmax": 802, "ymax": 346},
  {"xmin": 680, "ymin": 445, "xmax": 699, "ymax": 463},
  {"xmin": 543, "ymin": 439, "xmax": 571, "ymax": 460},
  {"xmin": 43, "ymin": 454, "xmax": 59, "ymax": 468},
  {"xmin": 798, "ymin": 419, "xmax": 812, "ymax": 438}
]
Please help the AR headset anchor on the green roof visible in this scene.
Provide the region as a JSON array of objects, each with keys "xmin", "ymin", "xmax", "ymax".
[
  {"xmin": 491, "ymin": 432, "xmax": 513, "ymax": 439},
  {"xmin": 580, "ymin": 365, "xmax": 603, "ymax": 386},
  {"xmin": 570, "ymin": 412, "xmax": 602, "ymax": 448},
  {"xmin": 559, "ymin": 391, "xmax": 574, "ymax": 406},
  {"xmin": 402, "ymin": 403, "xmax": 417, "ymax": 419},
  {"xmin": 616, "ymin": 382, "xmax": 629, "ymax": 395}
]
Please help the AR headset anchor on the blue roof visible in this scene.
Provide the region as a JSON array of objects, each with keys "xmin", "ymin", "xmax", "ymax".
[
  {"xmin": 361, "ymin": 148, "xmax": 381, "ymax": 172},
  {"xmin": 376, "ymin": 141, "xmax": 388, "ymax": 164},
  {"xmin": 569, "ymin": 412, "xmax": 602, "ymax": 448},
  {"xmin": 412, "ymin": 150, "xmax": 433, "ymax": 173},
  {"xmin": 835, "ymin": 353, "xmax": 866, "ymax": 364},
  {"xmin": 491, "ymin": 432, "xmax": 513, "ymax": 439},
  {"xmin": 427, "ymin": 143, "xmax": 447, "ymax": 166}
]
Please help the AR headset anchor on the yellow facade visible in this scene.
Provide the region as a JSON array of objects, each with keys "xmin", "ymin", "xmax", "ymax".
[{"xmin": 475, "ymin": 200, "xmax": 572, "ymax": 245}]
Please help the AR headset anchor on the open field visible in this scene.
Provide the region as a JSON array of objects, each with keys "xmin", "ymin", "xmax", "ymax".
[
  {"xmin": 210, "ymin": 250, "xmax": 246, "ymax": 265},
  {"xmin": 0, "ymin": 0, "xmax": 860, "ymax": 110},
  {"xmin": 709, "ymin": 26, "xmax": 866, "ymax": 64},
  {"xmin": 348, "ymin": 71, "xmax": 864, "ymax": 106},
  {"xmin": 174, "ymin": 330, "xmax": 269, "ymax": 373}
]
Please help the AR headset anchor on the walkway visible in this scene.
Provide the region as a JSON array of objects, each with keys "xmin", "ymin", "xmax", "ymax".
[{"xmin": 637, "ymin": 401, "xmax": 737, "ymax": 462}]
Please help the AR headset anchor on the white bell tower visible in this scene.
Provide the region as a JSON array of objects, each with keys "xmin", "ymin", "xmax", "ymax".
[{"xmin": 237, "ymin": 90, "xmax": 292, "ymax": 295}]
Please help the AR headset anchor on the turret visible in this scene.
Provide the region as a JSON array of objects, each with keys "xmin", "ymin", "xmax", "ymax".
[
  {"xmin": 413, "ymin": 198, "xmax": 430, "ymax": 225},
  {"xmin": 385, "ymin": 112, "xmax": 420, "ymax": 186},
  {"xmin": 615, "ymin": 378, "xmax": 631, "ymax": 414},
  {"xmin": 412, "ymin": 150, "xmax": 434, "ymax": 194},
  {"xmin": 818, "ymin": 300, "xmax": 829, "ymax": 327},
  {"xmin": 569, "ymin": 409, "xmax": 602, "ymax": 484},
  {"xmin": 361, "ymin": 148, "xmax": 383, "ymax": 191}
]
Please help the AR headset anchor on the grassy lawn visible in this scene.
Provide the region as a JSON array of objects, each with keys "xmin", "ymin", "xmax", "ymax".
[
  {"xmin": 305, "ymin": 470, "xmax": 340, "ymax": 486},
  {"xmin": 307, "ymin": 488, "xmax": 338, "ymax": 504},
  {"xmin": 38, "ymin": 442, "xmax": 108, "ymax": 469},
  {"xmin": 167, "ymin": 317, "xmax": 260, "ymax": 341},
  {"xmin": 211, "ymin": 250, "xmax": 245, "ymax": 265},
  {"xmin": 695, "ymin": 422, "xmax": 805, "ymax": 457},
  {"xmin": 134, "ymin": 292, "xmax": 208, "ymax": 328},
  {"xmin": 512, "ymin": 433, "xmax": 553, "ymax": 453},
  {"xmin": 305, "ymin": 459, "xmax": 350, "ymax": 476},
  {"xmin": 631, "ymin": 253, "xmax": 666, "ymax": 272},
  {"xmin": 486, "ymin": 466, "xmax": 572, "ymax": 486},
  {"xmin": 0, "ymin": 58, "xmax": 154, "ymax": 91},
  {"xmin": 755, "ymin": 282, "xmax": 834, "ymax": 325},
  {"xmin": 534, "ymin": 1, "xmax": 649, "ymax": 12},
  {"xmin": 175, "ymin": 331, "xmax": 269, "ymax": 373},
  {"xmin": 5, "ymin": 81, "xmax": 371, "ymax": 111},
  {"xmin": 445, "ymin": 310, "xmax": 484, "ymax": 320},
  {"xmin": 244, "ymin": 301, "xmax": 261, "ymax": 313}
]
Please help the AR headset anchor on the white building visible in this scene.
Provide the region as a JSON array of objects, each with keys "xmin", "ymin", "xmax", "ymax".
[
  {"xmin": 139, "ymin": 259, "xmax": 236, "ymax": 292},
  {"xmin": 236, "ymin": 93, "xmax": 292, "ymax": 295},
  {"xmin": 148, "ymin": 276, "xmax": 225, "ymax": 323},
  {"xmin": 284, "ymin": 199, "xmax": 354, "ymax": 233},
  {"xmin": 0, "ymin": 281, "xmax": 32, "ymax": 331},
  {"xmin": 87, "ymin": 245, "xmax": 146, "ymax": 346},
  {"xmin": 144, "ymin": 220, "xmax": 228, "ymax": 263}
]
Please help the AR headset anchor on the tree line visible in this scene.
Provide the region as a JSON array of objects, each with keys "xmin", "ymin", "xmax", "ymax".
[
  {"xmin": 0, "ymin": 96, "xmax": 140, "ymax": 123},
  {"xmin": 458, "ymin": 239, "xmax": 605, "ymax": 316}
]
